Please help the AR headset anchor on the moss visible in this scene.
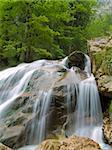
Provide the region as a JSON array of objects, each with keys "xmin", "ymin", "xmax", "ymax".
[
  {"xmin": 94, "ymin": 52, "xmax": 103, "ymax": 70},
  {"xmin": 94, "ymin": 47, "xmax": 112, "ymax": 75}
]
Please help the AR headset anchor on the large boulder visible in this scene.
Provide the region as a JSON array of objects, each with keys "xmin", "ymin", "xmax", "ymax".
[
  {"xmin": 36, "ymin": 136, "xmax": 102, "ymax": 150},
  {"xmin": 68, "ymin": 51, "xmax": 86, "ymax": 70},
  {"xmin": 0, "ymin": 56, "xmax": 88, "ymax": 149}
]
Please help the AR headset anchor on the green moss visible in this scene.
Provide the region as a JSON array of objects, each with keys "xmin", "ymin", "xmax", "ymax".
[
  {"xmin": 94, "ymin": 52, "xmax": 103, "ymax": 70},
  {"xmin": 94, "ymin": 47, "xmax": 112, "ymax": 75}
]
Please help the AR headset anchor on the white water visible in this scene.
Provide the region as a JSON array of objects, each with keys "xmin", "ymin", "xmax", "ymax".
[
  {"xmin": 84, "ymin": 54, "xmax": 91, "ymax": 76},
  {"xmin": 73, "ymin": 56, "xmax": 112, "ymax": 150},
  {"xmin": 0, "ymin": 59, "xmax": 66, "ymax": 118},
  {"xmin": 18, "ymin": 145, "xmax": 37, "ymax": 150},
  {"xmin": 0, "ymin": 60, "xmax": 51, "ymax": 118},
  {"xmin": 65, "ymin": 68, "xmax": 80, "ymax": 113},
  {"xmin": 75, "ymin": 74, "xmax": 103, "ymax": 132},
  {"xmin": 29, "ymin": 89, "xmax": 53, "ymax": 144},
  {"xmin": 0, "ymin": 55, "xmax": 111, "ymax": 150},
  {"xmin": 91, "ymin": 126, "xmax": 112, "ymax": 150},
  {"xmin": 0, "ymin": 58, "xmax": 68, "ymax": 149}
]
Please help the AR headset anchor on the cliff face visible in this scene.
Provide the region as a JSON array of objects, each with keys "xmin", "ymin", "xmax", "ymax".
[
  {"xmin": 88, "ymin": 37, "xmax": 112, "ymax": 97},
  {"xmin": 88, "ymin": 37, "xmax": 112, "ymax": 145}
]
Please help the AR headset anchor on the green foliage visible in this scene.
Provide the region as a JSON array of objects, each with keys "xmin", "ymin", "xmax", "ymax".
[
  {"xmin": 94, "ymin": 47, "xmax": 112, "ymax": 75},
  {"xmin": 86, "ymin": 10, "xmax": 112, "ymax": 38},
  {"xmin": 109, "ymin": 101, "xmax": 112, "ymax": 113},
  {"xmin": 0, "ymin": 0, "xmax": 96, "ymax": 67}
]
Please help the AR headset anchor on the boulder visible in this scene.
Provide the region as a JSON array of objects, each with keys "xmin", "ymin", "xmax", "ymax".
[
  {"xmin": 68, "ymin": 51, "xmax": 86, "ymax": 70},
  {"xmin": 0, "ymin": 125, "xmax": 25, "ymax": 148},
  {"xmin": 103, "ymin": 116, "xmax": 112, "ymax": 145},
  {"xmin": 36, "ymin": 136, "xmax": 102, "ymax": 150},
  {"xmin": 0, "ymin": 143, "xmax": 12, "ymax": 150},
  {"xmin": 0, "ymin": 58, "xmax": 88, "ymax": 149}
]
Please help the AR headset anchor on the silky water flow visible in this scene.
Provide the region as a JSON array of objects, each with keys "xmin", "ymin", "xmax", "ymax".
[
  {"xmin": 0, "ymin": 56, "xmax": 111, "ymax": 150},
  {"xmin": 72, "ymin": 55, "xmax": 112, "ymax": 150}
]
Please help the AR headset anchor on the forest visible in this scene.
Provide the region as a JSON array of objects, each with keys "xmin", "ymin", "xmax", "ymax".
[
  {"xmin": 0, "ymin": 0, "xmax": 112, "ymax": 68},
  {"xmin": 0, "ymin": 1, "xmax": 112, "ymax": 150}
]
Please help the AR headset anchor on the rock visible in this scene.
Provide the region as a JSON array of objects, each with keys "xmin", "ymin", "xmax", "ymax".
[
  {"xmin": 96, "ymin": 75, "xmax": 112, "ymax": 97},
  {"xmin": 37, "ymin": 139, "xmax": 61, "ymax": 150},
  {"xmin": 36, "ymin": 136, "xmax": 102, "ymax": 150},
  {"xmin": 103, "ymin": 116, "xmax": 112, "ymax": 145},
  {"xmin": 0, "ymin": 125, "xmax": 25, "ymax": 148},
  {"xmin": 68, "ymin": 51, "xmax": 86, "ymax": 70},
  {"xmin": 88, "ymin": 36, "xmax": 112, "ymax": 97},
  {"xmin": 88, "ymin": 37, "xmax": 112, "ymax": 146},
  {"xmin": 0, "ymin": 55, "xmax": 88, "ymax": 149},
  {"xmin": 0, "ymin": 143, "xmax": 12, "ymax": 150}
]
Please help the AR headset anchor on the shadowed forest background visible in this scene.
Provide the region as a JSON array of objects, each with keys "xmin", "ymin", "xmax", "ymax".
[{"xmin": 0, "ymin": 0, "xmax": 112, "ymax": 69}]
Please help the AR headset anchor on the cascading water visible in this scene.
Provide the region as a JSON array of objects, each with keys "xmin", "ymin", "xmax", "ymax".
[
  {"xmin": 74, "ymin": 74, "xmax": 103, "ymax": 137},
  {"xmin": 64, "ymin": 67, "xmax": 81, "ymax": 136},
  {"xmin": 29, "ymin": 89, "xmax": 53, "ymax": 144},
  {"xmin": 72, "ymin": 55, "xmax": 112, "ymax": 150},
  {"xmin": 0, "ymin": 60, "xmax": 51, "ymax": 118},
  {"xmin": 0, "ymin": 59, "xmax": 69, "ymax": 149},
  {"xmin": 84, "ymin": 54, "xmax": 91, "ymax": 76},
  {"xmin": 0, "ymin": 53, "xmax": 111, "ymax": 150}
]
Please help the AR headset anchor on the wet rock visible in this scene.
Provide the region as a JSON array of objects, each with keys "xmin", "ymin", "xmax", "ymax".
[
  {"xmin": 0, "ymin": 143, "xmax": 12, "ymax": 150},
  {"xmin": 0, "ymin": 55, "xmax": 88, "ymax": 149},
  {"xmin": 103, "ymin": 116, "xmax": 112, "ymax": 145},
  {"xmin": 0, "ymin": 125, "xmax": 25, "ymax": 148},
  {"xmin": 37, "ymin": 136, "xmax": 102, "ymax": 150},
  {"xmin": 88, "ymin": 37, "xmax": 112, "ymax": 146},
  {"xmin": 88, "ymin": 36, "xmax": 112, "ymax": 97},
  {"xmin": 68, "ymin": 51, "xmax": 86, "ymax": 70}
]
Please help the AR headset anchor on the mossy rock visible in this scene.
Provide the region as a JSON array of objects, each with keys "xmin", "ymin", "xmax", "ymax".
[{"xmin": 93, "ymin": 47, "xmax": 112, "ymax": 75}]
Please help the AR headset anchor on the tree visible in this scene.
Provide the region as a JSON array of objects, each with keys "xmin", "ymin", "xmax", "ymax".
[{"xmin": 0, "ymin": 0, "xmax": 96, "ymax": 67}]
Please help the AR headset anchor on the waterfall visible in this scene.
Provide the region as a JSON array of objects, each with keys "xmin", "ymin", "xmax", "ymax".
[
  {"xmin": 0, "ymin": 58, "xmax": 68, "ymax": 148},
  {"xmin": 65, "ymin": 55, "xmax": 111, "ymax": 150},
  {"xmin": 29, "ymin": 89, "xmax": 53, "ymax": 144},
  {"xmin": 65, "ymin": 68, "xmax": 80, "ymax": 113},
  {"xmin": 0, "ymin": 60, "xmax": 50, "ymax": 118},
  {"xmin": 84, "ymin": 54, "xmax": 91, "ymax": 76},
  {"xmin": 74, "ymin": 74, "xmax": 103, "ymax": 136},
  {"xmin": 72, "ymin": 56, "xmax": 112, "ymax": 150},
  {"xmin": 0, "ymin": 54, "xmax": 111, "ymax": 150}
]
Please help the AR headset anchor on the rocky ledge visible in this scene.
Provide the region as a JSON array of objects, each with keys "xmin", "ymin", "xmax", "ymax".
[
  {"xmin": 37, "ymin": 136, "xmax": 102, "ymax": 150},
  {"xmin": 88, "ymin": 36, "xmax": 112, "ymax": 97},
  {"xmin": 88, "ymin": 36, "xmax": 112, "ymax": 146}
]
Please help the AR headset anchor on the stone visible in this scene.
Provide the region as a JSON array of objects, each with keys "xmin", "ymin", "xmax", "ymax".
[
  {"xmin": 0, "ymin": 143, "xmax": 12, "ymax": 150},
  {"xmin": 0, "ymin": 125, "xmax": 25, "ymax": 148},
  {"xmin": 37, "ymin": 139, "xmax": 61, "ymax": 150},
  {"xmin": 0, "ymin": 53, "xmax": 88, "ymax": 149},
  {"xmin": 88, "ymin": 36, "xmax": 112, "ymax": 97},
  {"xmin": 103, "ymin": 116, "xmax": 112, "ymax": 145},
  {"xmin": 36, "ymin": 136, "xmax": 102, "ymax": 150},
  {"xmin": 68, "ymin": 51, "xmax": 86, "ymax": 70},
  {"xmin": 88, "ymin": 37, "xmax": 112, "ymax": 146}
]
